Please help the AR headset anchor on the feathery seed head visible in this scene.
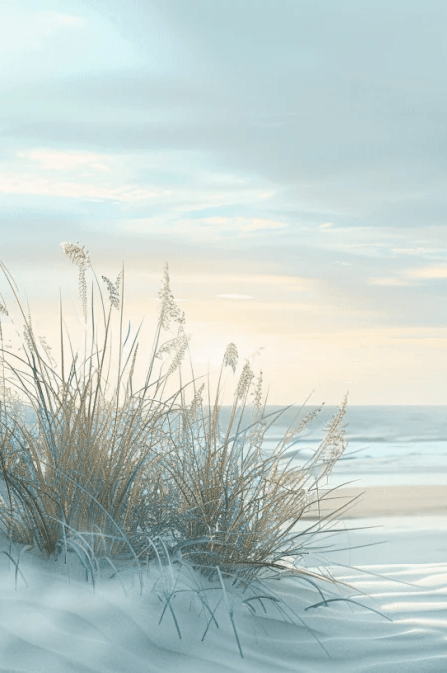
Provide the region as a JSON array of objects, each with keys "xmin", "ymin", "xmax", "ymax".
[
  {"xmin": 188, "ymin": 382, "xmax": 205, "ymax": 419},
  {"xmin": 154, "ymin": 336, "xmax": 178, "ymax": 359},
  {"xmin": 223, "ymin": 342, "xmax": 238, "ymax": 373},
  {"xmin": 61, "ymin": 242, "xmax": 91, "ymax": 270},
  {"xmin": 166, "ymin": 325, "xmax": 189, "ymax": 376},
  {"xmin": 158, "ymin": 263, "xmax": 185, "ymax": 331},
  {"xmin": 235, "ymin": 360, "xmax": 254, "ymax": 399},
  {"xmin": 251, "ymin": 370, "xmax": 263, "ymax": 409},
  {"xmin": 154, "ymin": 324, "xmax": 189, "ymax": 374},
  {"xmin": 0, "ymin": 297, "xmax": 8, "ymax": 316},
  {"xmin": 23, "ymin": 322, "xmax": 34, "ymax": 352},
  {"xmin": 61, "ymin": 242, "xmax": 91, "ymax": 322},
  {"xmin": 295, "ymin": 404, "xmax": 324, "ymax": 435},
  {"xmin": 101, "ymin": 272, "xmax": 121, "ymax": 310}
]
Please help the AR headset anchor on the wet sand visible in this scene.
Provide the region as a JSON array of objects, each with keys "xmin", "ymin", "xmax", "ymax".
[{"xmin": 304, "ymin": 484, "xmax": 447, "ymax": 518}]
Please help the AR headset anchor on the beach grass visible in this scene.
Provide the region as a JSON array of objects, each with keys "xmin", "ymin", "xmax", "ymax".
[{"xmin": 0, "ymin": 243, "xmax": 363, "ymax": 654}]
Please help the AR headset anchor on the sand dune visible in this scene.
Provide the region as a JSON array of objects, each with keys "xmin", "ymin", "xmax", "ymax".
[{"xmin": 0, "ymin": 516, "xmax": 446, "ymax": 673}]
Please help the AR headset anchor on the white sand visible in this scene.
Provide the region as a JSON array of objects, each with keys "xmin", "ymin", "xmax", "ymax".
[{"xmin": 0, "ymin": 499, "xmax": 446, "ymax": 671}]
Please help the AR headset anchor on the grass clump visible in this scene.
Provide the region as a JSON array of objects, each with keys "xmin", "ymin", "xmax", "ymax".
[
  {"xmin": 0, "ymin": 246, "xmax": 186, "ymax": 562},
  {"xmin": 0, "ymin": 243, "xmax": 362, "ymax": 654},
  {"xmin": 161, "ymin": 369, "xmax": 349, "ymax": 583}
]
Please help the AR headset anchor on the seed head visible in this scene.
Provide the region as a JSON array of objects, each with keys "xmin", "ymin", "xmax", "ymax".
[
  {"xmin": 61, "ymin": 242, "xmax": 91, "ymax": 269},
  {"xmin": 188, "ymin": 383, "xmax": 205, "ymax": 419},
  {"xmin": 101, "ymin": 272, "xmax": 121, "ymax": 310},
  {"xmin": 223, "ymin": 342, "xmax": 238, "ymax": 373},
  {"xmin": 61, "ymin": 242, "xmax": 91, "ymax": 322},
  {"xmin": 166, "ymin": 326, "xmax": 188, "ymax": 376},
  {"xmin": 235, "ymin": 361, "xmax": 254, "ymax": 399},
  {"xmin": 251, "ymin": 370, "xmax": 263, "ymax": 410},
  {"xmin": 158, "ymin": 263, "xmax": 185, "ymax": 331}
]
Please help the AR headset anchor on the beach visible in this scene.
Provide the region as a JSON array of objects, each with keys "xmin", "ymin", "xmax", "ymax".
[
  {"xmin": 0, "ymin": 405, "xmax": 446, "ymax": 671},
  {"xmin": 307, "ymin": 484, "xmax": 447, "ymax": 518},
  {"xmin": 1, "ymin": 0, "xmax": 446, "ymax": 667},
  {"xmin": 0, "ymin": 486, "xmax": 446, "ymax": 672},
  {"xmin": 0, "ymin": 501, "xmax": 447, "ymax": 673}
]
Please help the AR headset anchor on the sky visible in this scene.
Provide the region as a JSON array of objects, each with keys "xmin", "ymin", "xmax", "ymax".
[{"xmin": 0, "ymin": 0, "xmax": 446, "ymax": 405}]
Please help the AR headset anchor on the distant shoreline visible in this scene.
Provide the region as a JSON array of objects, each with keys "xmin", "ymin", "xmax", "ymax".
[{"xmin": 303, "ymin": 485, "xmax": 447, "ymax": 518}]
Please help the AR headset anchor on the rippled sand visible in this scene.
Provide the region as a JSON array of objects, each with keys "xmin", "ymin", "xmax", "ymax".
[{"xmin": 1, "ymin": 500, "xmax": 446, "ymax": 673}]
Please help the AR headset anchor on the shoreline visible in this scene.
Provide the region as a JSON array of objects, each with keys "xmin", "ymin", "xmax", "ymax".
[{"xmin": 303, "ymin": 484, "xmax": 447, "ymax": 518}]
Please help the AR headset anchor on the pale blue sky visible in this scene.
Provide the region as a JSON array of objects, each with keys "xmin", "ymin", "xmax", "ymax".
[{"xmin": 0, "ymin": 0, "xmax": 446, "ymax": 404}]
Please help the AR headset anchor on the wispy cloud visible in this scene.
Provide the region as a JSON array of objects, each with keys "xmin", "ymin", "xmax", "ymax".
[
  {"xmin": 19, "ymin": 149, "xmax": 111, "ymax": 172},
  {"xmin": 160, "ymin": 272, "xmax": 313, "ymax": 291},
  {"xmin": 368, "ymin": 277, "xmax": 414, "ymax": 287},
  {"xmin": 391, "ymin": 247, "xmax": 447, "ymax": 256},
  {"xmin": 0, "ymin": 9, "xmax": 86, "ymax": 55},
  {"xmin": 199, "ymin": 216, "xmax": 289, "ymax": 234},
  {"xmin": 4, "ymin": 149, "xmax": 276, "ymax": 212},
  {"xmin": 217, "ymin": 294, "xmax": 252, "ymax": 299},
  {"xmin": 368, "ymin": 264, "xmax": 447, "ymax": 286},
  {"xmin": 119, "ymin": 213, "xmax": 287, "ymax": 241},
  {"xmin": 0, "ymin": 175, "xmax": 158, "ymax": 202},
  {"xmin": 403, "ymin": 266, "xmax": 447, "ymax": 280}
]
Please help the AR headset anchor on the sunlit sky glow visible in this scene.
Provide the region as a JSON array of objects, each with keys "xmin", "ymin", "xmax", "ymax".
[{"xmin": 1, "ymin": 0, "xmax": 446, "ymax": 404}]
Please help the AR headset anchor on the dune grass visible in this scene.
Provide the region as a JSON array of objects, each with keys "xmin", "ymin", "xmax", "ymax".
[{"xmin": 0, "ymin": 243, "xmax": 366, "ymax": 654}]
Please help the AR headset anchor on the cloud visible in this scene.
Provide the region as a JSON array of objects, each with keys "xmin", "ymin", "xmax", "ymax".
[
  {"xmin": 119, "ymin": 213, "xmax": 288, "ymax": 241},
  {"xmin": 0, "ymin": 175, "xmax": 158, "ymax": 202},
  {"xmin": 0, "ymin": 0, "xmax": 446, "ymax": 405},
  {"xmin": 40, "ymin": 11, "xmax": 86, "ymax": 28},
  {"xmin": 391, "ymin": 247, "xmax": 446, "ymax": 256},
  {"xmin": 0, "ymin": 8, "xmax": 86, "ymax": 56},
  {"xmin": 3, "ymin": 147, "xmax": 276, "ymax": 213},
  {"xmin": 0, "ymin": 3, "xmax": 142, "ymax": 84},
  {"xmin": 217, "ymin": 294, "xmax": 252, "ymax": 300},
  {"xmin": 241, "ymin": 218, "xmax": 289, "ymax": 233},
  {"xmin": 200, "ymin": 216, "xmax": 289, "ymax": 234},
  {"xmin": 19, "ymin": 149, "xmax": 110, "ymax": 172},
  {"xmin": 403, "ymin": 266, "xmax": 447, "ymax": 280},
  {"xmin": 368, "ymin": 264, "xmax": 447, "ymax": 286},
  {"xmin": 368, "ymin": 277, "xmax": 414, "ymax": 287},
  {"xmin": 2, "ymin": 0, "xmax": 447, "ymax": 228},
  {"xmin": 389, "ymin": 330, "xmax": 447, "ymax": 340}
]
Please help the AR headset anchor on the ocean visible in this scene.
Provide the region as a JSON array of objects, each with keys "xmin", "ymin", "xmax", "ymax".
[{"xmin": 219, "ymin": 404, "xmax": 447, "ymax": 488}]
